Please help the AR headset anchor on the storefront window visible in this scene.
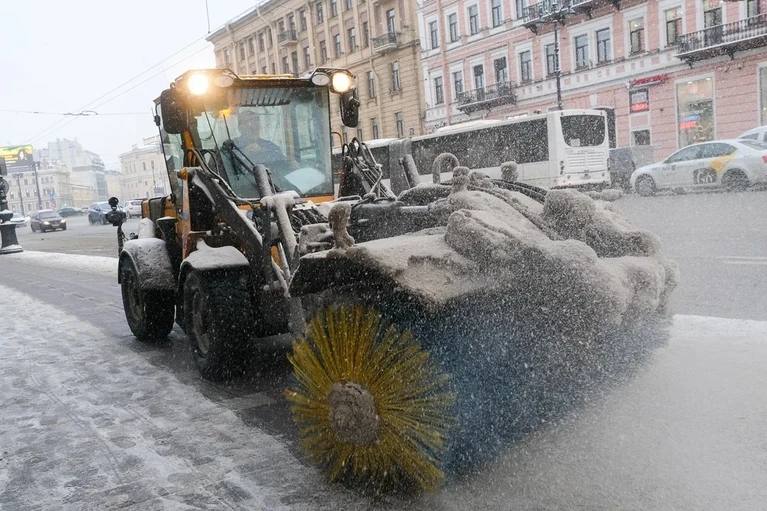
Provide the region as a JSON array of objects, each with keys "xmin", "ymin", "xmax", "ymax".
[
  {"xmin": 677, "ymin": 77, "xmax": 714, "ymax": 147},
  {"xmin": 760, "ymin": 67, "xmax": 767, "ymax": 124},
  {"xmin": 630, "ymin": 88, "xmax": 649, "ymax": 113}
]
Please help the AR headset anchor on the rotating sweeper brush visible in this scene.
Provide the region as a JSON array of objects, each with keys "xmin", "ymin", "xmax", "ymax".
[{"xmin": 286, "ymin": 166, "xmax": 678, "ymax": 491}]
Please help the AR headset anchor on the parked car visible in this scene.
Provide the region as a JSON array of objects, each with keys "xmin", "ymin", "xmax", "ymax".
[
  {"xmin": 57, "ymin": 206, "xmax": 84, "ymax": 217},
  {"xmin": 630, "ymin": 139, "xmax": 767, "ymax": 196},
  {"xmin": 10, "ymin": 212, "xmax": 29, "ymax": 227},
  {"xmin": 30, "ymin": 210, "xmax": 66, "ymax": 232},
  {"xmin": 126, "ymin": 199, "xmax": 143, "ymax": 218},
  {"xmin": 738, "ymin": 126, "xmax": 767, "ymax": 143},
  {"xmin": 87, "ymin": 201, "xmax": 115, "ymax": 225}
]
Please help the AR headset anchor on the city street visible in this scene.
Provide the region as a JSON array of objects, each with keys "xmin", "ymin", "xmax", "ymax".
[{"xmin": 0, "ymin": 190, "xmax": 766, "ymax": 509}]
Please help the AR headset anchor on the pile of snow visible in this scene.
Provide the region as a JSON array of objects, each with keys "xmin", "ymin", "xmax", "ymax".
[
  {"xmin": 585, "ymin": 188, "xmax": 624, "ymax": 202},
  {"xmin": 1, "ymin": 250, "xmax": 118, "ymax": 278}
]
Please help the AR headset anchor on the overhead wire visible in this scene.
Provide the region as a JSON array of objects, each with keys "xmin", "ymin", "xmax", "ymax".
[{"xmin": 21, "ymin": 37, "xmax": 211, "ymax": 145}]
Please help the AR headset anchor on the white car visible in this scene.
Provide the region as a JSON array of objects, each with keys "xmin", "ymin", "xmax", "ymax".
[
  {"xmin": 630, "ymin": 139, "xmax": 767, "ymax": 196},
  {"xmin": 10, "ymin": 212, "xmax": 29, "ymax": 227},
  {"xmin": 126, "ymin": 199, "xmax": 143, "ymax": 218},
  {"xmin": 739, "ymin": 126, "xmax": 767, "ymax": 143}
]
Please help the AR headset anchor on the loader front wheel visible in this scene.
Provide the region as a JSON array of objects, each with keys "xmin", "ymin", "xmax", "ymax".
[
  {"xmin": 286, "ymin": 300, "xmax": 453, "ymax": 492},
  {"xmin": 183, "ymin": 270, "xmax": 252, "ymax": 381},
  {"xmin": 120, "ymin": 260, "xmax": 175, "ymax": 342}
]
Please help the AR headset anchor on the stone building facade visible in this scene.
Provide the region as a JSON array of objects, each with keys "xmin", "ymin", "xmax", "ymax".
[
  {"xmin": 207, "ymin": 0, "xmax": 425, "ymax": 144},
  {"xmin": 417, "ymin": 0, "xmax": 767, "ymax": 159},
  {"xmin": 119, "ymin": 137, "xmax": 169, "ymax": 200}
]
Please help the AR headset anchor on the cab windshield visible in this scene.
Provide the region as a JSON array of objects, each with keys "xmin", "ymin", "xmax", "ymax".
[{"xmin": 194, "ymin": 86, "xmax": 333, "ymax": 198}]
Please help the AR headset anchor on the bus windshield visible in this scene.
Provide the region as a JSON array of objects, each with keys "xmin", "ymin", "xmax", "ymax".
[
  {"xmin": 194, "ymin": 86, "xmax": 333, "ymax": 197},
  {"xmin": 560, "ymin": 114, "xmax": 606, "ymax": 147}
]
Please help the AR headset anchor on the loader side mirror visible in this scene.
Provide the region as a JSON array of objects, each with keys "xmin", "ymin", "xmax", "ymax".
[
  {"xmin": 160, "ymin": 88, "xmax": 186, "ymax": 134},
  {"xmin": 340, "ymin": 89, "xmax": 359, "ymax": 128}
]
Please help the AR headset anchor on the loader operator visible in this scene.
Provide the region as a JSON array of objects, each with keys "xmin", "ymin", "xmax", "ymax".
[{"xmin": 233, "ymin": 108, "xmax": 289, "ymax": 167}]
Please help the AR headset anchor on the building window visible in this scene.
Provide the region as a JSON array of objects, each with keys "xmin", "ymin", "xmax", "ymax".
[
  {"xmin": 367, "ymin": 71, "xmax": 376, "ymax": 98},
  {"xmin": 316, "ymin": 2, "xmax": 324, "ymax": 23},
  {"xmin": 299, "ymin": 9, "xmax": 307, "ymax": 31},
  {"xmin": 344, "ymin": 0, "xmax": 352, "ymax": 10},
  {"xmin": 665, "ymin": 7, "xmax": 682, "ymax": 46},
  {"xmin": 288, "ymin": 14, "xmax": 296, "ymax": 32},
  {"xmin": 434, "ymin": 76, "xmax": 444, "ymax": 104},
  {"xmin": 291, "ymin": 51, "xmax": 299, "ymax": 74},
  {"xmin": 371, "ymin": 118, "xmax": 380, "ymax": 139},
  {"xmin": 303, "ymin": 46, "xmax": 311, "ymax": 68},
  {"xmin": 491, "ymin": 0, "xmax": 503, "ymax": 28},
  {"xmin": 748, "ymin": 0, "xmax": 760, "ymax": 17},
  {"xmin": 703, "ymin": 0, "xmax": 722, "ymax": 28},
  {"xmin": 386, "ymin": 9, "xmax": 396, "ymax": 34},
  {"xmin": 516, "ymin": 0, "xmax": 527, "ymax": 19},
  {"xmin": 629, "ymin": 18, "xmax": 644, "ymax": 54},
  {"xmin": 574, "ymin": 34, "xmax": 589, "ymax": 69},
  {"xmin": 362, "ymin": 21, "xmax": 369, "ymax": 47},
  {"xmin": 333, "ymin": 33, "xmax": 342, "ymax": 57},
  {"xmin": 319, "ymin": 40, "xmax": 328, "ymax": 62},
  {"xmin": 633, "ymin": 130, "xmax": 651, "ymax": 146},
  {"xmin": 453, "ymin": 70, "xmax": 464, "ymax": 96},
  {"xmin": 267, "ymin": 29, "xmax": 273, "ymax": 48},
  {"xmin": 247, "ymin": 38, "xmax": 255, "ymax": 56},
  {"xmin": 395, "ymin": 112, "xmax": 404, "ymax": 138},
  {"xmin": 545, "ymin": 43, "xmax": 557, "ymax": 76},
  {"xmin": 357, "ymin": 128, "xmax": 364, "ymax": 140},
  {"xmin": 677, "ymin": 77, "xmax": 714, "ymax": 146},
  {"xmin": 629, "ymin": 88, "xmax": 650, "ymax": 113},
  {"xmin": 239, "ymin": 43, "xmax": 245, "ymax": 61},
  {"xmin": 258, "ymin": 34, "xmax": 265, "ymax": 51},
  {"xmin": 596, "ymin": 28, "xmax": 611, "ymax": 64},
  {"xmin": 468, "ymin": 5, "xmax": 480, "ymax": 35},
  {"xmin": 391, "ymin": 61, "xmax": 401, "ymax": 91},
  {"xmin": 519, "ymin": 50, "xmax": 532, "ymax": 82},
  {"xmin": 473, "ymin": 64, "xmax": 485, "ymax": 90},
  {"xmin": 494, "ymin": 56, "xmax": 508, "ymax": 84},
  {"xmin": 282, "ymin": 56, "xmax": 290, "ymax": 73},
  {"xmin": 429, "ymin": 20, "xmax": 439, "ymax": 49},
  {"xmin": 348, "ymin": 27, "xmax": 357, "ymax": 51},
  {"xmin": 448, "ymin": 13, "xmax": 459, "ymax": 42},
  {"xmin": 330, "ymin": 0, "xmax": 337, "ymax": 17},
  {"xmin": 223, "ymin": 49, "xmax": 231, "ymax": 66}
]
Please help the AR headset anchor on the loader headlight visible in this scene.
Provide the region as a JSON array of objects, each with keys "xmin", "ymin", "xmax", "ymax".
[
  {"xmin": 311, "ymin": 72, "xmax": 331, "ymax": 87},
  {"xmin": 187, "ymin": 73, "xmax": 210, "ymax": 96},
  {"xmin": 331, "ymin": 72, "xmax": 354, "ymax": 94}
]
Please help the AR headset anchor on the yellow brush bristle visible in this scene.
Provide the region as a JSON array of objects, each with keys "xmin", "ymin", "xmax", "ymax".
[{"xmin": 286, "ymin": 304, "xmax": 453, "ymax": 492}]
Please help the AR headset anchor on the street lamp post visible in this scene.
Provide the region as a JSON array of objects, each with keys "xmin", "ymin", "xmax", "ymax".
[{"xmin": 553, "ymin": 14, "xmax": 563, "ymax": 110}]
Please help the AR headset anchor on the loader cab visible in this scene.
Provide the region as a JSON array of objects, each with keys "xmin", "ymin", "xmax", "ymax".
[{"xmin": 155, "ymin": 68, "xmax": 359, "ymax": 202}]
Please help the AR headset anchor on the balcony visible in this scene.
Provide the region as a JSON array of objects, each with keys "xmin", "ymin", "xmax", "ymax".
[
  {"xmin": 676, "ymin": 13, "xmax": 767, "ymax": 64},
  {"xmin": 456, "ymin": 82, "xmax": 516, "ymax": 114},
  {"xmin": 372, "ymin": 32, "xmax": 399, "ymax": 53},
  {"xmin": 521, "ymin": 0, "xmax": 621, "ymax": 30},
  {"xmin": 277, "ymin": 29, "xmax": 298, "ymax": 46}
]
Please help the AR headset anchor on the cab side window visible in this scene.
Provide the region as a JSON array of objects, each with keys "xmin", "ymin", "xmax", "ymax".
[
  {"xmin": 667, "ymin": 145, "xmax": 702, "ymax": 163},
  {"xmin": 700, "ymin": 143, "xmax": 735, "ymax": 158}
]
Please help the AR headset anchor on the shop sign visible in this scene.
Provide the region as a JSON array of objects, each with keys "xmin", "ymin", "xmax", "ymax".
[{"xmin": 630, "ymin": 74, "xmax": 669, "ymax": 89}]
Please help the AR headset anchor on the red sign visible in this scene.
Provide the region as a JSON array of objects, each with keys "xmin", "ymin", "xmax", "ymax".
[
  {"xmin": 630, "ymin": 74, "xmax": 669, "ymax": 88},
  {"xmin": 630, "ymin": 89, "xmax": 650, "ymax": 113}
]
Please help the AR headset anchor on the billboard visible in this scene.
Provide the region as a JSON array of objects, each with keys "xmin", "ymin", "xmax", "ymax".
[{"xmin": 0, "ymin": 145, "xmax": 34, "ymax": 170}]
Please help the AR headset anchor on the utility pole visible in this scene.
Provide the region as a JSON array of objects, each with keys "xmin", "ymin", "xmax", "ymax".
[
  {"xmin": 16, "ymin": 173, "xmax": 24, "ymax": 216},
  {"xmin": 32, "ymin": 161, "xmax": 43, "ymax": 210},
  {"xmin": 553, "ymin": 17, "xmax": 563, "ymax": 110}
]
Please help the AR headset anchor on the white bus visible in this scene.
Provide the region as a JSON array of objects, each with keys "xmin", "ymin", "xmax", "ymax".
[{"xmin": 334, "ymin": 109, "xmax": 611, "ymax": 190}]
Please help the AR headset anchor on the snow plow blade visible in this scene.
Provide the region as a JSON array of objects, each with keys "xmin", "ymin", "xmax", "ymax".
[{"xmin": 286, "ymin": 173, "xmax": 678, "ymax": 492}]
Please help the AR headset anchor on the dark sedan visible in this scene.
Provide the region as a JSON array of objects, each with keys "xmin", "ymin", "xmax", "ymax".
[
  {"xmin": 88, "ymin": 201, "xmax": 113, "ymax": 225},
  {"xmin": 57, "ymin": 207, "xmax": 84, "ymax": 217},
  {"xmin": 30, "ymin": 210, "xmax": 67, "ymax": 232}
]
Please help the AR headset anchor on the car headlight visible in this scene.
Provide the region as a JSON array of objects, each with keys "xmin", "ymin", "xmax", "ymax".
[{"xmin": 43, "ymin": 221, "xmax": 50, "ymax": 225}]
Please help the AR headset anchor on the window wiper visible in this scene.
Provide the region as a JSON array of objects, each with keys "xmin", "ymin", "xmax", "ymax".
[{"xmin": 221, "ymin": 139, "xmax": 280, "ymax": 197}]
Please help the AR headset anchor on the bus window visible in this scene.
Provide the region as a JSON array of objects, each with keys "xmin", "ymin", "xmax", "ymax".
[
  {"xmin": 561, "ymin": 115, "xmax": 606, "ymax": 147},
  {"xmin": 496, "ymin": 119, "xmax": 549, "ymax": 163}
]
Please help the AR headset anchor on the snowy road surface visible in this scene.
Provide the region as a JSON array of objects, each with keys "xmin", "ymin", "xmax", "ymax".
[{"xmin": 1, "ymin": 251, "xmax": 766, "ymax": 509}]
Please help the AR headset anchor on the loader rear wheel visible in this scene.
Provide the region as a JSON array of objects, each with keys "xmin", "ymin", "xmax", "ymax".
[
  {"xmin": 120, "ymin": 260, "xmax": 175, "ymax": 342},
  {"xmin": 286, "ymin": 301, "xmax": 453, "ymax": 492},
  {"xmin": 183, "ymin": 270, "xmax": 253, "ymax": 381}
]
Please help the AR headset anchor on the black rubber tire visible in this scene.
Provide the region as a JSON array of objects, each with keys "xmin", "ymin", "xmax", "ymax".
[
  {"xmin": 120, "ymin": 259, "xmax": 175, "ymax": 342},
  {"xmin": 722, "ymin": 169, "xmax": 749, "ymax": 192},
  {"xmin": 635, "ymin": 175, "xmax": 656, "ymax": 197},
  {"xmin": 61, "ymin": 225, "xmax": 67, "ymax": 231},
  {"xmin": 183, "ymin": 270, "xmax": 254, "ymax": 381},
  {"xmin": 30, "ymin": 225, "xmax": 36, "ymax": 232}
]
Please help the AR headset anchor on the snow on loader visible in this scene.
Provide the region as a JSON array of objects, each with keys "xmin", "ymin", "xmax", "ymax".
[{"xmin": 114, "ymin": 68, "xmax": 678, "ymax": 492}]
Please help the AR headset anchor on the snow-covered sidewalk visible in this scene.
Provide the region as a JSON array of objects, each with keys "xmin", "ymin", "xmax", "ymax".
[
  {"xmin": 2, "ymin": 250, "xmax": 118, "ymax": 279},
  {"xmin": 0, "ymin": 283, "xmax": 365, "ymax": 510}
]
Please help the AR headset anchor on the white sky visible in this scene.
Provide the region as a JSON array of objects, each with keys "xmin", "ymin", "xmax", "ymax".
[{"xmin": 0, "ymin": 1, "xmax": 257, "ymax": 169}]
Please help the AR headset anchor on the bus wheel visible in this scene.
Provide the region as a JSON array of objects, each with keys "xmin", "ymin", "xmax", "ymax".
[{"xmin": 635, "ymin": 176, "xmax": 656, "ymax": 197}]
